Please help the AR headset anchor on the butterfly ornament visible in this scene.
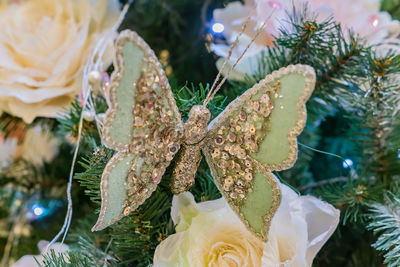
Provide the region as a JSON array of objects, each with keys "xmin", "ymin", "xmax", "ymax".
[{"xmin": 92, "ymin": 30, "xmax": 316, "ymax": 241}]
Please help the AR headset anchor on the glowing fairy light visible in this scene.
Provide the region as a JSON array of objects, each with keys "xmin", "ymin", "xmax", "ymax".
[
  {"xmin": 212, "ymin": 22, "xmax": 225, "ymax": 33},
  {"xmin": 33, "ymin": 206, "xmax": 44, "ymax": 216},
  {"xmin": 268, "ymin": 0, "xmax": 283, "ymax": 10},
  {"xmin": 342, "ymin": 158, "xmax": 353, "ymax": 169}
]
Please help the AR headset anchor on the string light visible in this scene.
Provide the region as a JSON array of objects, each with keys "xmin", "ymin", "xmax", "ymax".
[
  {"xmin": 212, "ymin": 22, "xmax": 225, "ymax": 33},
  {"xmin": 268, "ymin": 0, "xmax": 283, "ymax": 10},
  {"xmin": 369, "ymin": 15, "xmax": 379, "ymax": 29},
  {"xmin": 342, "ymin": 158, "xmax": 353, "ymax": 168},
  {"xmin": 33, "ymin": 207, "xmax": 44, "ymax": 216},
  {"xmin": 26, "ymin": 203, "xmax": 47, "ymax": 221},
  {"xmin": 26, "ymin": 200, "xmax": 63, "ymax": 222}
]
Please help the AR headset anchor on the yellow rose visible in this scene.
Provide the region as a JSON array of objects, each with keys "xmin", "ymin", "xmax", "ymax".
[
  {"xmin": 0, "ymin": 0, "xmax": 121, "ymax": 123},
  {"xmin": 154, "ymin": 183, "xmax": 339, "ymax": 267},
  {"xmin": 154, "ymin": 192, "xmax": 263, "ymax": 266}
]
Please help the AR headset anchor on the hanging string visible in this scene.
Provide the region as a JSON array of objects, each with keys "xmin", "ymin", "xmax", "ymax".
[
  {"xmin": 273, "ymin": 171, "xmax": 301, "ymax": 195},
  {"xmin": 46, "ymin": 3, "xmax": 130, "ymax": 251},
  {"xmin": 203, "ymin": 9, "xmax": 275, "ymax": 107}
]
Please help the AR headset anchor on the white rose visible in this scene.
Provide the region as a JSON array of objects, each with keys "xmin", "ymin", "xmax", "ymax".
[
  {"xmin": 211, "ymin": 0, "xmax": 399, "ymax": 80},
  {"xmin": 0, "ymin": 0, "xmax": 121, "ymax": 123},
  {"xmin": 11, "ymin": 240, "xmax": 69, "ymax": 267},
  {"xmin": 153, "ymin": 183, "xmax": 340, "ymax": 267},
  {"xmin": 304, "ymin": 0, "xmax": 400, "ymax": 45}
]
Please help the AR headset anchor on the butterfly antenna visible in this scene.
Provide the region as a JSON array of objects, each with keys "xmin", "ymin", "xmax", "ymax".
[
  {"xmin": 203, "ymin": 10, "xmax": 275, "ymax": 107},
  {"xmin": 204, "ymin": 11, "xmax": 254, "ymax": 106}
]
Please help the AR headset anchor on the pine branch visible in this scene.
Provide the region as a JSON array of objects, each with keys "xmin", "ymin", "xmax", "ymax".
[
  {"xmin": 367, "ymin": 193, "xmax": 400, "ymax": 267},
  {"xmin": 42, "ymin": 226, "xmax": 117, "ymax": 267},
  {"xmin": 74, "ymin": 146, "xmax": 113, "ymax": 210},
  {"xmin": 109, "ymin": 184, "xmax": 173, "ymax": 266},
  {"xmin": 343, "ymin": 54, "xmax": 400, "ymax": 184},
  {"xmin": 57, "ymin": 97, "xmax": 105, "ymax": 142},
  {"xmin": 318, "ymin": 181, "xmax": 384, "ymax": 224},
  {"xmin": 173, "ymin": 83, "xmax": 226, "ymax": 121},
  {"xmin": 381, "ymin": 0, "xmax": 400, "ymax": 20},
  {"xmin": 0, "ymin": 113, "xmax": 25, "ymax": 139},
  {"xmin": 40, "ymin": 250, "xmax": 91, "ymax": 267}
]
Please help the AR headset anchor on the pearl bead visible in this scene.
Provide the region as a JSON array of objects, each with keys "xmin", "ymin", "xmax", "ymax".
[
  {"xmin": 88, "ymin": 70, "xmax": 101, "ymax": 85},
  {"xmin": 83, "ymin": 110, "xmax": 95, "ymax": 121}
]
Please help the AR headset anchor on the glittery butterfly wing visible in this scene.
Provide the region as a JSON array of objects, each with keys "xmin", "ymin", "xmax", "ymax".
[
  {"xmin": 93, "ymin": 30, "xmax": 184, "ymax": 231},
  {"xmin": 202, "ymin": 64, "xmax": 316, "ymax": 241}
]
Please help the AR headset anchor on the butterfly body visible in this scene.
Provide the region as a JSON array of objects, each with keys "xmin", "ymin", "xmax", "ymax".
[
  {"xmin": 171, "ymin": 105, "xmax": 210, "ymax": 194},
  {"xmin": 93, "ymin": 30, "xmax": 316, "ymax": 242}
]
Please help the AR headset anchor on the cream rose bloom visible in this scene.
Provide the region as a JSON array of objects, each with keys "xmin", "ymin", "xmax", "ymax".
[
  {"xmin": 0, "ymin": 0, "xmax": 121, "ymax": 123},
  {"xmin": 153, "ymin": 183, "xmax": 339, "ymax": 267}
]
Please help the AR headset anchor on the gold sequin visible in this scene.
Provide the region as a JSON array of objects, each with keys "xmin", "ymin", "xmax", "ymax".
[
  {"xmin": 228, "ymin": 145, "xmax": 237, "ymax": 156},
  {"xmin": 239, "ymin": 110, "xmax": 247, "ymax": 121},
  {"xmin": 235, "ymin": 188, "xmax": 245, "ymax": 194},
  {"xmin": 236, "ymin": 148, "xmax": 246, "ymax": 159},
  {"xmin": 229, "ymin": 192, "xmax": 237, "ymax": 199},
  {"xmin": 215, "ymin": 135, "xmax": 224, "ymax": 145},
  {"xmin": 228, "ymin": 160, "xmax": 236, "ymax": 169},
  {"xmin": 223, "ymin": 184, "xmax": 232, "ymax": 191},
  {"xmin": 260, "ymin": 94, "xmax": 270, "ymax": 103},
  {"xmin": 217, "ymin": 160, "xmax": 226, "ymax": 169},
  {"xmin": 221, "ymin": 151, "xmax": 230, "ymax": 160},
  {"xmin": 245, "ymin": 160, "xmax": 252, "ymax": 168},
  {"xmin": 260, "ymin": 108, "xmax": 271, "ymax": 117},
  {"xmin": 252, "ymin": 101, "xmax": 259, "ymax": 110},
  {"xmin": 237, "ymin": 179, "xmax": 245, "ymax": 186},
  {"xmin": 245, "ymin": 172, "xmax": 253, "ymax": 181},
  {"xmin": 225, "ymin": 176, "xmax": 234, "ymax": 185},
  {"xmin": 211, "ymin": 148, "xmax": 221, "ymax": 158},
  {"xmin": 227, "ymin": 132, "xmax": 236, "ymax": 143},
  {"xmin": 249, "ymin": 125, "xmax": 256, "ymax": 134}
]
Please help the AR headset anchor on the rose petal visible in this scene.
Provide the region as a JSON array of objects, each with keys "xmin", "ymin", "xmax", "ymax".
[
  {"xmin": 299, "ymin": 196, "xmax": 340, "ymax": 264},
  {"xmin": 154, "ymin": 232, "xmax": 187, "ymax": 267},
  {"xmin": 262, "ymin": 184, "xmax": 340, "ymax": 267},
  {"xmin": 2, "ymin": 93, "xmax": 74, "ymax": 123}
]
